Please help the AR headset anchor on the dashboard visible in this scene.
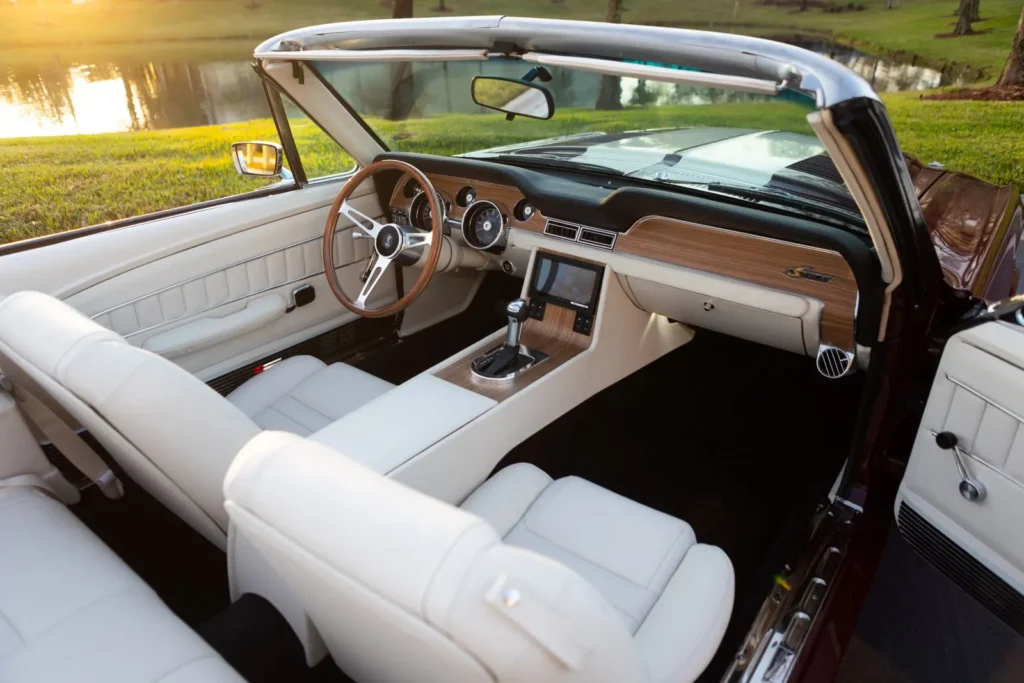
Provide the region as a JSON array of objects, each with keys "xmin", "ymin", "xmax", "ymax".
[{"xmin": 381, "ymin": 152, "xmax": 881, "ymax": 375}]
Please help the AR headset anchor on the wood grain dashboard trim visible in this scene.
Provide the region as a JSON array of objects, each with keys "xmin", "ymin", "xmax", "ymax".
[
  {"xmin": 434, "ymin": 303, "xmax": 590, "ymax": 402},
  {"xmin": 390, "ymin": 173, "xmax": 547, "ymax": 233},
  {"xmin": 615, "ymin": 216, "xmax": 858, "ymax": 350}
]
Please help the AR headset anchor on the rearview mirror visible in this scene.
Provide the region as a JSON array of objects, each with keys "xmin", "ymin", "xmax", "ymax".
[
  {"xmin": 472, "ymin": 77, "xmax": 554, "ymax": 120},
  {"xmin": 231, "ymin": 141, "xmax": 284, "ymax": 177}
]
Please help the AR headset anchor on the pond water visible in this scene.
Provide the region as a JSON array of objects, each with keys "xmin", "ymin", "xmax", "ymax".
[{"xmin": 0, "ymin": 37, "xmax": 969, "ymax": 140}]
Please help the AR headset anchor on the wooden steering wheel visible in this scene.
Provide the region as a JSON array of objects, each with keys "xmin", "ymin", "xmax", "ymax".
[{"xmin": 322, "ymin": 159, "xmax": 443, "ymax": 318}]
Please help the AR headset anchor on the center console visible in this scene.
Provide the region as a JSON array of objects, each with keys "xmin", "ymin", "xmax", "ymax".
[{"xmin": 469, "ymin": 253, "xmax": 604, "ymax": 383}]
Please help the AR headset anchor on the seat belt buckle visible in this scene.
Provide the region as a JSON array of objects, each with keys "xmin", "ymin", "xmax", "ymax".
[{"xmin": 97, "ymin": 469, "xmax": 125, "ymax": 500}]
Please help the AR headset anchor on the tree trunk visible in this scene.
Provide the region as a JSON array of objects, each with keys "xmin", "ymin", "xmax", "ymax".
[
  {"xmin": 969, "ymin": 0, "xmax": 980, "ymax": 22},
  {"xmin": 954, "ymin": 0, "xmax": 974, "ymax": 35},
  {"xmin": 799, "ymin": 0, "xmax": 809, "ymax": 11},
  {"xmin": 596, "ymin": 0, "xmax": 624, "ymax": 110},
  {"xmin": 605, "ymin": 0, "xmax": 623, "ymax": 23},
  {"xmin": 996, "ymin": 5, "xmax": 1024, "ymax": 86},
  {"xmin": 392, "ymin": 0, "xmax": 413, "ymax": 19}
]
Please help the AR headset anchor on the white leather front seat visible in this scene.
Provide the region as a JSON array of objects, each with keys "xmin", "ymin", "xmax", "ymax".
[
  {"xmin": 225, "ymin": 432, "xmax": 734, "ymax": 683},
  {"xmin": 0, "ymin": 478, "xmax": 244, "ymax": 682},
  {"xmin": 0, "ymin": 291, "xmax": 393, "ymax": 548}
]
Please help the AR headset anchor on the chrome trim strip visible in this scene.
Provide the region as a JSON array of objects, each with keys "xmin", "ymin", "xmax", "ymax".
[
  {"xmin": 257, "ymin": 48, "xmax": 488, "ymax": 62},
  {"xmin": 945, "ymin": 373, "xmax": 1024, "ymax": 425},
  {"xmin": 523, "ymin": 52, "xmax": 783, "ymax": 95}
]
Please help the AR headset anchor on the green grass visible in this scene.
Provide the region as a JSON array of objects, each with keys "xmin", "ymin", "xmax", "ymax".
[
  {"xmin": 2, "ymin": 0, "xmax": 1021, "ymax": 76},
  {"xmin": 3, "ymin": 96, "xmax": 1021, "ymax": 246},
  {"xmin": 884, "ymin": 92, "xmax": 1024, "ymax": 189}
]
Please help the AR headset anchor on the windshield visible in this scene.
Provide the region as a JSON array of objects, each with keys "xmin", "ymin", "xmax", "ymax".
[{"xmin": 311, "ymin": 58, "xmax": 861, "ymax": 222}]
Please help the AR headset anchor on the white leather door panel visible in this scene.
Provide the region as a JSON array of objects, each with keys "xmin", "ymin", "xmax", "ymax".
[
  {"xmin": 896, "ymin": 321, "xmax": 1024, "ymax": 596},
  {"xmin": 0, "ymin": 179, "xmax": 395, "ymax": 378}
]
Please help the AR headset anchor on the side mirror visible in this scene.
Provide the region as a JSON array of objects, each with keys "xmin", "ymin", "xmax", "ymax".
[
  {"xmin": 231, "ymin": 141, "xmax": 285, "ymax": 177},
  {"xmin": 471, "ymin": 76, "xmax": 554, "ymax": 120}
]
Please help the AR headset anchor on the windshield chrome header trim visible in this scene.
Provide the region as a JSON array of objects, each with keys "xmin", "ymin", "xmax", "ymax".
[
  {"xmin": 256, "ymin": 48, "xmax": 488, "ymax": 62},
  {"xmin": 521, "ymin": 52, "xmax": 784, "ymax": 96},
  {"xmin": 254, "ymin": 15, "xmax": 878, "ymax": 108}
]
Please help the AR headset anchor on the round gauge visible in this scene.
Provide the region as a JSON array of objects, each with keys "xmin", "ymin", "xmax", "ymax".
[
  {"xmin": 461, "ymin": 200, "xmax": 507, "ymax": 251},
  {"xmin": 402, "ymin": 178, "xmax": 422, "ymax": 199},
  {"xmin": 513, "ymin": 199, "xmax": 535, "ymax": 222},
  {"xmin": 409, "ymin": 191, "xmax": 442, "ymax": 232},
  {"xmin": 456, "ymin": 186, "xmax": 476, "ymax": 207}
]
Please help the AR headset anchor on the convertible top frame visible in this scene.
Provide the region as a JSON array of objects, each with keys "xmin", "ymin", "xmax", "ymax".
[{"xmin": 255, "ymin": 15, "xmax": 879, "ymax": 109}]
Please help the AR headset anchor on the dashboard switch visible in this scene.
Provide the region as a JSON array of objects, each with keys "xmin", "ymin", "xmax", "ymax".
[{"xmin": 572, "ymin": 312, "xmax": 594, "ymax": 336}]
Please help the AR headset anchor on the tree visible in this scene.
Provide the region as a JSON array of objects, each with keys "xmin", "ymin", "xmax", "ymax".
[
  {"xmin": 969, "ymin": 0, "xmax": 981, "ymax": 22},
  {"xmin": 388, "ymin": 0, "xmax": 415, "ymax": 119},
  {"xmin": 954, "ymin": 0, "xmax": 975, "ymax": 35},
  {"xmin": 996, "ymin": 4, "xmax": 1024, "ymax": 86},
  {"xmin": 605, "ymin": 0, "xmax": 623, "ymax": 22},
  {"xmin": 595, "ymin": 0, "xmax": 624, "ymax": 110},
  {"xmin": 393, "ymin": 0, "xmax": 412, "ymax": 19}
]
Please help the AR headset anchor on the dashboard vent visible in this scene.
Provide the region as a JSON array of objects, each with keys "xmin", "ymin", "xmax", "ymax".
[
  {"xmin": 544, "ymin": 220, "xmax": 579, "ymax": 241},
  {"xmin": 578, "ymin": 227, "xmax": 616, "ymax": 250},
  {"xmin": 816, "ymin": 345, "xmax": 855, "ymax": 379}
]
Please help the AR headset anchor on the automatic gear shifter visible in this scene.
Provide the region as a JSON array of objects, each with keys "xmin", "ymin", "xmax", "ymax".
[{"xmin": 470, "ymin": 298, "xmax": 549, "ymax": 381}]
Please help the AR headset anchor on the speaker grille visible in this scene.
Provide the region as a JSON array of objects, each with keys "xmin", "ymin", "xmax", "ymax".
[
  {"xmin": 816, "ymin": 345, "xmax": 854, "ymax": 379},
  {"xmin": 898, "ymin": 502, "xmax": 1024, "ymax": 635}
]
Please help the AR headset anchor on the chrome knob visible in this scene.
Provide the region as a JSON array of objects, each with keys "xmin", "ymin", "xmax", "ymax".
[{"xmin": 933, "ymin": 431, "xmax": 987, "ymax": 503}]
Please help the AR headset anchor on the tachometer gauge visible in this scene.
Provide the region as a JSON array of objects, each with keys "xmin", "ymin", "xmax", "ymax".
[
  {"xmin": 461, "ymin": 200, "xmax": 507, "ymax": 251},
  {"xmin": 409, "ymin": 192, "xmax": 439, "ymax": 232}
]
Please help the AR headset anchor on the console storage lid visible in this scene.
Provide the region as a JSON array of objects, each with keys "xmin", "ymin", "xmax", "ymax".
[{"xmin": 309, "ymin": 374, "xmax": 496, "ymax": 475}]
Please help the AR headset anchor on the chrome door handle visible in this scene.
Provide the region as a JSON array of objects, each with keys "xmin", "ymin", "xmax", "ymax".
[{"xmin": 932, "ymin": 431, "xmax": 987, "ymax": 502}]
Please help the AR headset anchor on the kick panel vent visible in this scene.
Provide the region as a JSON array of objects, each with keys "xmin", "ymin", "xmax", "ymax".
[
  {"xmin": 898, "ymin": 503, "xmax": 1024, "ymax": 635},
  {"xmin": 816, "ymin": 345, "xmax": 854, "ymax": 379},
  {"xmin": 578, "ymin": 227, "xmax": 616, "ymax": 250},
  {"xmin": 544, "ymin": 220, "xmax": 579, "ymax": 241},
  {"xmin": 544, "ymin": 219, "xmax": 616, "ymax": 250}
]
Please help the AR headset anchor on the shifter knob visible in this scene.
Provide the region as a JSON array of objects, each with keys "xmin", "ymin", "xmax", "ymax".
[{"xmin": 505, "ymin": 298, "xmax": 529, "ymax": 348}]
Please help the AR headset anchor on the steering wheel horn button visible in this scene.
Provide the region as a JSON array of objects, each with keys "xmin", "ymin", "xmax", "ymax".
[{"xmin": 375, "ymin": 225, "xmax": 404, "ymax": 258}]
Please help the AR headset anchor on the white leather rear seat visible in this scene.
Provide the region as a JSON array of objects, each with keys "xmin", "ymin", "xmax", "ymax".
[
  {"xmin": 0, "ymin": 481, "xmax": 243, "ymax": 683},
  {"xmin": 227, "ymin": 355, "xmax": 393, "ymax": 436},
  {"xmin": 461, "ymin": 463, "xmax": 734, "ymax": 683}
]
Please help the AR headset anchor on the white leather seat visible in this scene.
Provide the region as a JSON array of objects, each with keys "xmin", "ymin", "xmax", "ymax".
[
  {"xmin": 0, "ymin": 478, "xmax": 244, "ymax": 683},
  {"xmin": 461, "ymin": 463, "xmax": 734, "ymax": 681},
  {"xmin": 0, "ymin": 291, "xmax": 393, "ymax": 548},
  {"xmin": 227, "ymin": 355, "xmax": 393, "ymax": 435},
  {"xmin": 224, "ymin": 432, "xmax": 734, "ymax": 683}
]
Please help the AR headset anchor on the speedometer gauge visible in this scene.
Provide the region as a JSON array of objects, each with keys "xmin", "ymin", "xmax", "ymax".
[{"xmin": 461, "ymin": 200, "xmax": 507, "ymax": 251}]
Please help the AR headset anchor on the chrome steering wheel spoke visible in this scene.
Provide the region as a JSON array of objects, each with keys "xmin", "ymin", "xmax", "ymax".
[
  {"xmin": 402, "ymin": 231, "xmax": 432, "ymax": 251},
  {"xmin": 339, "ymin": 200, "xmax": 384, "ymax": 238},
  {"xmin": 354, "ymin": 254, "xmax": 393, "ymax": 310}
]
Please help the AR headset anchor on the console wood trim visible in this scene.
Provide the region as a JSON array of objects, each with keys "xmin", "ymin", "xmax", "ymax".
[
  {"xmin": 435, "ymin": 303, "xmax": 590, "ymax": 401},
  {"xmin": 616, "ymin": 216, "xmax": 858, "ymax": 349},
  {"xmin": 390, "ymin": 173, "xmax": 547, "ymax": 232}
]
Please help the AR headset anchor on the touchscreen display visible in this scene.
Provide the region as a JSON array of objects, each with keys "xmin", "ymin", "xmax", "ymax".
[{"xmin": 534, "ymin": 257, "xmax": 598, "ymax": 308}]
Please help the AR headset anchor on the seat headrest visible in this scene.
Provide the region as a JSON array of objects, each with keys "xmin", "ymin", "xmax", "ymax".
[
  {"xmin": 0, "ymin": 291, "xmax": 123, "ymax": 377},
  {"xmin": 224, "ymin": 431, "xmax": 500, "ymax": 615}
]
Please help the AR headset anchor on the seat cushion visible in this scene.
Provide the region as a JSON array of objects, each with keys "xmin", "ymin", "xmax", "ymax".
[
  {"xmin": 462, "ymin": 463, "xmax": 734, "ymax": 683},
  {"xmin": 226, "ymin": 356, "xmax": 394, "ymax": 436},
  {"xmin": 0, "ymin": 482, "xmax": 243, "ymax": 683}
]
